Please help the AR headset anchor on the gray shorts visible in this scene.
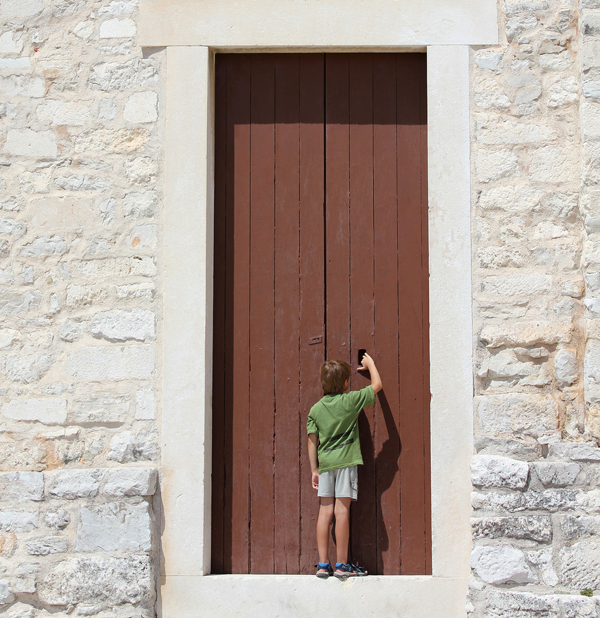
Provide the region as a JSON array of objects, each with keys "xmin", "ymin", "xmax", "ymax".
[{"xmin": 317, "ymin": 465, "xmax": 358, "ymax": 501}]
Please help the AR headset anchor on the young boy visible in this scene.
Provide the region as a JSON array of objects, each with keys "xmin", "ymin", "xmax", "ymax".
[{"xmin": 306, "ymin": 352, "xmax": 382, "ymax": 578}]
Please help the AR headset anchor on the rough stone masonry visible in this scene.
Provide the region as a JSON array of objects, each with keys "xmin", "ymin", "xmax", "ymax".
[{"xmin": 1, "ymin": 0, "xmax": 600, "ymax": 617}]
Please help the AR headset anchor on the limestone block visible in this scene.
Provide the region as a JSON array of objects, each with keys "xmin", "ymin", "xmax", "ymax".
[
  {"xmin": 99, "ymin": 18, "xmax": 136, "ymax": 39},
  {"xmin": 74, "ymin": 128, "xmax": 151, "ymax": 154},
  {"xmin": 471, "ymin": 545, "xmax": 536, "ymax": 584},
  {"xmin": 583, "ymin": 11, "xmax": 600, "ymax": 36},
  {"xmin": 0, "ymin": 218, "xmax": 26, "ymax": 237},
  {"xmin": 125, "ymin": 156, "xmax": 157, "ymax": 185},
  {"xmin": 108, "ymin": 431, "xmax": 158, "ymax": 462},
  {"xmin": 88, "ymin": 59, "xmax": 158, "ymax": 92},
  {"xmin": 476, "ymin": 51, "xmax": 503, "ymax": 72},
  {"xmin": 66, "ymin": 346, "xmax": 155, "ymax": 382},
  {"xmin": 125, "ymin": 224, "xmax": 157, "ymax": 249},
  {"xmin": 526, "ymin": 547, "xmax": 558, "ymax": 586},
  {"xmin": 474, "ymin": 149, "xmax": 520, "ymax": 183},
  {"xmin": 66, "ymin": 284, "xmax": 108, "ymax": 308},
  {"xmin": 582, "ymin": 100, "xmax": 600, "ymax": 141},
  {"xmin": 479, "ymin": 185, "xmax": 541, "ymax": 213},
  {"xmin": 559, "ymin": 597, "xmax": 598, "ymax": 618},
  {"xmin": 72, "ymin": 256, "xmax": 156, "ymax": 278},
  {"xmin": 26, "ymin": 537, "xmax": 68, "ymax": 555},
  {"xmin": 477, "ymin": 349, "xmax": 540, "ymax": 381},
  {"xmin": 123, "ymin": 191, "xmax": 157, "ymax": 219},
  {"xmin": 481, "ymin": 274, "xmax": 552, "ymax": 296},
  {"xmin": 471, "ymin": 455, "xmax": 529, "ymax": 489},
  {"xmin": 36, "ymin": 100, "xmax": 94, "ymax": 126},
  {"xmin": 0, "ymin": 329, "xmax": 20, "ymax": 349},
  {"xmin": 73, "ymin": 21, "xmax": 94, "ymax": 40},
  {"xmin": 70, "ymin": 395, "xmax": 129, "ymax": 424},
  {"xmin": 539, "ymin": 51, "xmax": 572, "ymax": 71},
  {"xmin": 584, "ymin": 80, "xmax": 600, "ymax": 100},
  {"xmin": 473, "ymin": 79, "xmax": 511, "ymax": 109},
  {"xmin": 472, "ymin": 489, "xmax": 600, "ymax": 514},
  {"xmin": 3, "ymin": 354, "xmax": 53, "ymax": 383},
  {"xmin": 583, "ymin": 41, "xmax": 600, "ymax": 70},
  {"xmin": 104, "ymin": 468, "xmax": 157, "ymax": 497},
  {"xmin": 48, "ymin": 470, "xmax": 104, "ymax": 499},
  {"xmin": 90, "ymin": 309, "xmax": 155, "ymax": 343},
  {"xmin": 135, "ymin": 387, "xmax": 156, "ymax": 420},
  {"xmin": 0, "ymin": 580, "xmax": 14, "ymax": 606},
  {"xmin": 532, "ymin": 462, "xmax": 580, "ymax": 487},
  {"xmin": 0, "ymin": 290, "xmax": 39, "ymax": 314},
  {"xmin": 561, "ymin": 514, "xmax": 600, "ymax": 539},
  {"xmin": 549, "ymin": 442, "xmax": 600, "ymax": 461},
  {"xmin": 116, "ymin": 282, "xmax": 155, "ymax": 300},
  {"xmin": 585, "ymin": 340, "xmax": 600, "ymax": 403},
  {"xmin": 0, "ymin": 0, "xmax": 43, "ymax": 18},
  {"xmin": 99, "ymin": 1, "xmax": 137, "ymax": 15},
  {"xmin": 559, "ymin": 540, "xmax": 600, "ymax": 589},
  {"xmin": 0, "ymin": 472, "xmax": 43, "ymax": 501},
  {"xmin": 6, "ymin": 130, "xmax": 57, "ymax": 158},
  {"xmin": 0, "ymin": 75, "xmax": 44, "ymax": 98},
  {"xmin": 0, "ymin": 31, "xmax": 23, "ymax": 54},
  {"xmin": 505, "ymin": 15, "xmax": 537, "ymax": 40},
  {"xmin": 547, "ymin": 76, "xmax": 578, "ymax": 107},
  {"xmin": 475, "ymin": 115, "xmax": 553, "ymax": 144},
  {"xmin": 44, "ymin": 509, "xmax": 71, "ymax": 530},
  {"xmin": 76, "ymin": 502, "xmax": 151, "ymax": 552},
  {"xmin": 0, "ymin": 511, "xmax": 37, "ymax": 532},
  {"xmin": 471, "ymin": 516, "xmax": 552, "ymax": 542},
  {"xmin": 20, "ymin": 236, "xmax": 68, "ymax": 257},
  {"xmin": 2, "ymin": 399, "xmax": 67, "ymax": 426},
  {"xmin": 37, "ymin": 555, "xmax": 152, "ymax": 606},
  {"xmin": 480, "ymin": 320, "xmax": 572, "ymax": 347},
  {"xmin": 123, "ymin": 92, "xmax": 158, "ymax": 124},
  {"xmin": 529, "ymin": 145, "xmax": 578, "ymax": 183},
  {"xmin": 476, "ymin": 246, "xmax": 527, "ymax": 269},
  {"xmin": 584, "ymin": 142, "xmax": 600, "ymax": 185},
  {"xmin": 59, "ymin": 319, "xmax": 87, "ymax": 342},
  {"xmin": 554, "ymin": 348, "xmax": 577, "ymax": 386},
  {"xmin": 98, "ymin": 98, "xmax": 117, "ymax": 121},
  {"xmin": 55, "ymin": 175, "xmax": 110, "ymax": 191},
  {"xmin": 503, "ymin": 0, "xmax": 548, "ymax": 13}
]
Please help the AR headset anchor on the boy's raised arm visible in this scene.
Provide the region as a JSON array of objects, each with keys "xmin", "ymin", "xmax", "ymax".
[
  {"xmin": 308, "ymin": 433, "xmax": 319, "ymax": 490},
  {"xmin": 358, "ymin": 352, "xmax": 383, "ymax": 394}
]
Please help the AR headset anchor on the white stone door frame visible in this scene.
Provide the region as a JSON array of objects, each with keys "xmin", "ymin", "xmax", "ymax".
[{"xmin": 141, "ymin": 2, "xmax": 498, "ymax": 616}]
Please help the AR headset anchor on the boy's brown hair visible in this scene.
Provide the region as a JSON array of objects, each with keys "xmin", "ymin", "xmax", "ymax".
[{"xmin": 320, "ymin": 360, "xmax": 351, "ymax": 395}]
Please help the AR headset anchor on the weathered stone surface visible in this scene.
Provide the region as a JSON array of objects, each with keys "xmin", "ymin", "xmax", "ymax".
[
  {"xmin": 547, "ymin": 76, "xmax": 578, "ymax": 108},
  {"xmin": 36, "ymin": 100, "xmax": 94, "ymax": 126},
  {"xmin": 74, "ymin": 128, "xmax": 150, "ymax": 153},
  {"xmin": 115, "ymin": 282, "xmax": 155, "ymax": 300},
  {"xmin": 474, "ymin": 149, "xmax": 520, "ymax": 183},
  {"xmin": 108, "ymin": 431, "xmax": 158, "ymax": 462},
  {"xmin": 477, "ymin": 394, "xmax": 559, "ymax": 438},
  {"xmin": 72, "ymin": 256, "xmax": 156, "ymax": 278},
  {"xmin": 477, "ymin": 349, "xmax": 547, "ymax": 385},
  {"xmin": 529, "ymin": 145, "xmax": 578, "ymax": 184},
  {"xmin": 554, "ymin": 348, "xmax": 577, "ymax": 386},
  {"xmin": 585, "ymin": 340, "xmax": 600, "ymax": 403},
  {"xmin": 104, "ymin": 468, "xmax": 157, "ymax": 497},
  {"xmin": 88, "ymin": 59, "xmax": 157, "ymax": 92},
  {"xmin": 69, "ymin": 395, "xmax": 129, "ymax": 424},
  {"xmin": 76, "ymin": 502, "xmax": 151, "ymax": 552},
  {"xmin": 471, "ymin": 516, "xmax": 552, "ymax": 542},
  {"xmin": 559, "ymin": 540, "xmax": 600, "ymax": 589},
  {"xmin": 125, "ymin": 155, "xmax": 157, "ymax": 185},
  {"xmin": 471, "ymin": 454, "xmax": 529, "ymax": 489},
  {"xmin": 66, "ymin": 284, "xmax": 108, "ymax": 308},
  {"xmin": 55, "ymin": 175, "xmax": 110, "ymax": 192},
  {"xmin": 26, "ymin": 536, "xmax": 68, "ymax": 555},
  {"xmin": 2, "ymin": 399, "xmax": 67, "ymax": 425},
  {"xmin": 44, "ymin": 508, "xmax": 71, "ymax": 530},
  {"xmin": 0, "ymin": 31, "xmax": 23, "ymax": 54},
  {"xmin": 20, "ymin": 236, "xmax": 68, "ymax": 257},
  {"xmin": 66, "ymin": 346, "xmax": 155, "ymax": 381},
  {"xmin": 59, "ymin": 319, "xmax": 87, "ymax": 342},
  {"xmin": 0, "ymin": 0, "xmax": 43, "ymax": 18},
  {"xmin": 526, "ymin": 547, "xmax": 558, "ymax": 587},
  {"xmin": 0, "ymin": 472, "xmax": 43, "ymax": 501},
  {"xmin": 123, "ymin": 191, "xmax": 157, "ymax": 219},
  {"xmin": 481, "ymin": 274, "xmax": 553, "ymax": 296},
  {"xmin": 125, "ymin": 224, "xmax": 157, "ymax": 249},
  {"xmin": 123, "ymin": 92, "xmax": 158, "ymax": 124},
  {"xmin": 37, "ymin": 555, "xmax": 152, "ymax": 606},
  {"xmin": 561, "ymin": 514, "xmax": 600, "ymax": 539},
  {"xmin": 99, "ymin": 18, "xmax": 136, "ymax": 38},
  {"xmin": 474, "ymin": 79, "xmax": 511, "ymax": 109},
  {"xmin": 6, "ymin": 130, "xmax": 57, "ymax": 158},
  {"xmin": 2, "ymin": 354, "xmax": 53, "ymax": 383},
  {"xmin": 135, "ymin": 387, "xmax": 156, "ymax": 420},
  {"xmin": 532, "ymin": 462, "xmax": 580, "ymax": 487},
  {"xmin": 486, "ymin": 591, "xmax": 558, "ymax": 618},
  {"xmin": 471, "ymin": 545, "xmax": 535, "ymax": 585},
  {"xmin": 549, "ymin": 442, "xmax": 600, "ymax": 461},
  {"xmin": 559, "ymin": 597, "xmax": 598, "ymax": 618},
  {"xmin": 471, "ymin": 489, "xmax": 600, "ymax": 513},
  {"xmin": 90, "ymin": 309, "xmax": 155, "ymax": 342},
  {"xmin": 0, "ymin": 580, "xmax": 14, "ymax": 606},
  {"xmin": 48, "ymin": 470, "xmax": 104, "ymax": 499},
  {"xmin": 0, "ymin": 511, "xmax": 37, "ymax": 532},
  {"xmin": 480, "ymin": 321, "xmax": 572, "ymax": 348}
]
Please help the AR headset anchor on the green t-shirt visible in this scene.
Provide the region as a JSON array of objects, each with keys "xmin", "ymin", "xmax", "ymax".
[{"xmin": 306, "ymin": 385, "xmax": 375, "ymax": 473}]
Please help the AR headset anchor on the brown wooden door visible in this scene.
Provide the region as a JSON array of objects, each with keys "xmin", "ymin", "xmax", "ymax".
[{"xmin": 211, "ymin": 53, "xmax": 430, "ymax": 576}]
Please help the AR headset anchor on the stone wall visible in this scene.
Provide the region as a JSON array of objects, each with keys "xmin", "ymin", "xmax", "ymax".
[
  {"xmin": 0, "ymin": 0, "xmax": 162, "ymax": 615},
  {"xmin": 470, "ymin": 0, "xmax": 600, "ymax": 615}
]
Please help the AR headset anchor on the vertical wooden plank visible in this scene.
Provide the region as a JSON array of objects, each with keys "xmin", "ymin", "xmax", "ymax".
[
  {"xmin": 249, "ymin": 54, "xmax": 276, "ymax": 574},
  {"xmin": 229, "ymin": 55, "xmax": 252, "ymax": 574},
  {"xmin": 346, "ymin": 54, "xmax": 377, "ymax": 574},
  {"xmin": 419, "ymin": 53, "xmax": 432, "ymax": 575},
  {"xmin": 373, "ymin": 53, "xmax": 402, "ymax": 576},
  {"xmin": 298, "ymin": 53, "xmax": 326, "ymax": 574},
  {"xmin": 210, "ymin": 54, "xmax": 228, "ymax": 574},
  {"xmin": 274, "ymin": 54, "xmax": 301, "ymax": 574},
  {"xmin": 397, "ymin": 53, "xmax": 429, "ymax": 575}
]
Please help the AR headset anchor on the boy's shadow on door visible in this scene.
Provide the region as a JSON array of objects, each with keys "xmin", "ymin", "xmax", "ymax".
[{"xmin": 347, "ymin": 389, "xmax": 401, "ymax": 575}]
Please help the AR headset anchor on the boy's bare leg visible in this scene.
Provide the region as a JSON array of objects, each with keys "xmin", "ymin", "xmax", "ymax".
[
  {"xmin": 316, "ymin": 497, "xmax": 334, "ymax": 565},
  {"xmin": 334, "ymin": 497, "xmax": 352, "ymax": 565}
]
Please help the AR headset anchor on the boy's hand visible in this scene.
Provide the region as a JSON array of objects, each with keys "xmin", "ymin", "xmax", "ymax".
[
  {"xmin": 357, "ymin": 351, "xmax": 375, "ymax": 372},
  {"xmin": 312, "ymin": 471, "xmax": 319, "ymax": 490}
]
